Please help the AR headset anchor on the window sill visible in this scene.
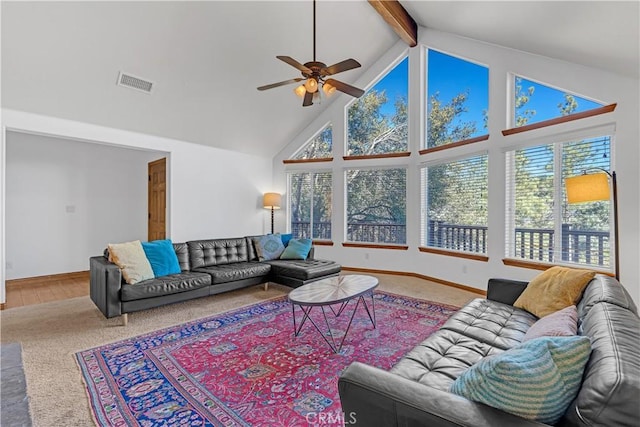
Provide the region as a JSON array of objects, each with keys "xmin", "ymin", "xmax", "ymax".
[
  {"xmin": 501, "ymin": 104, "xmax": 616, "ymax": 136},
  {"xmin": 419, "ymin": 246, "xmax": 489, "ymax": 261},
  {"xmin": 419, "ymin": 134, "xmax": 489, "ymax": 155},
  {"xmin": 283, "ymin": 158, "xmax": 333, "ymax": 164},
  {"xmin": 502, "ymin": 258, "xmax": 614, "ymax": 277},
  {"xmin": 312, "ymin": 240, "xmax": 334, "ymax": 246},
  {"xmin": 342, "ymin": 242, "xmax": 409, "ymax": 250},
  {"xmin": 343, "ymin": 152, "xmax": 411, "ymax": 161}
]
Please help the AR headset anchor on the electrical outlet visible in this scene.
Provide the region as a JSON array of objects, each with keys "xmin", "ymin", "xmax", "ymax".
[
  {"xmin": 462, "ymin": 265, "xmax": 468, "ymax": 274},
  {"xmin": 6, "ymin": 262, "xmax": 13, "ymax": 270},
  {"xmin": 365, "ymin": 253, "xmax": 370, "ymax": 260}
]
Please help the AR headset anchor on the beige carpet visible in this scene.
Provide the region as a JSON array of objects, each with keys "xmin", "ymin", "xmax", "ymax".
[{"xmin": 0, "ymin": 273, "xmax": 479, "ymax": 427}]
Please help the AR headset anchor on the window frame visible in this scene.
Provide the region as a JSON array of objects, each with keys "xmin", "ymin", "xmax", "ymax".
[
  {"xmin": 423, "ymin": 47, "xmax": 490, "ymax": 153},
  {"xmin": 419, "ymin": 151, "xmax": 490, "ymax": 260},
  {"xmin": 284, "ymin": 122, "xmax": 334, "ymax": 164},
  {"xmin": 343, "ymin": 165, "xmax": 408, "ymax": 247},
  {"xmin": 344, "ymin": 54, "xmax": 410, "ymax": 160},
  {"xmin": 503, "ymin": 125, "xmax": 616, "ymax": 273},
  {"xmin": 286, "ymin": 169, "xmax": 333, "ymax": 242}
]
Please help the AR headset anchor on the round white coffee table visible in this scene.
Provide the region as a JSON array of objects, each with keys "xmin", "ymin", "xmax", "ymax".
[{"xmin": 288, "ymin": 274, "xmax": 378, "ymax": 353}]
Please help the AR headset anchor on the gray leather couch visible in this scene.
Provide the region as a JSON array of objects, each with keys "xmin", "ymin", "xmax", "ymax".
[
  {"xmin": 339, "ymin": 275, "xmax": 639, "ymax": 426},
  {"xmin": 90, "ymin": 236, "xmax": 340, "ymax": 323}
]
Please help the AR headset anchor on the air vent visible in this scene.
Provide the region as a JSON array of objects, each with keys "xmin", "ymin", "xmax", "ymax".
[{"xmin": 117, "ymin": 72, "xmax": 154, "ymax": 94}]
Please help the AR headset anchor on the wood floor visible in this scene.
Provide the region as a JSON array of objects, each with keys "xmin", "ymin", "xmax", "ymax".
[{"xmin": 2, "ymin": 271, "xmax": 89, "ymax": 309}]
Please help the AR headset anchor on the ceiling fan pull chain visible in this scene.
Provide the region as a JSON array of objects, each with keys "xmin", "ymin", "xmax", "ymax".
[{"xmin": 312, "ymin": 0, "xmax": 316, "ymax": 62}]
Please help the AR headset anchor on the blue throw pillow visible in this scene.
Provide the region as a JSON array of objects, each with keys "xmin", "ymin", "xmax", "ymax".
[
  {"xmin": 141, "ymin": 239, "xmax": 181, "ymax": 277},
  {"xmin": 252, "ymin": 234, "xmax": 285, "ymax": 261},
  {"xmin": 450, "ymin": 335, "xmax": 591, "ymax": 424},
  {"xmin": 279, "ymin": 238, "xmax": 312, "ymax": 260},
  {"xmin": 280, "ymin": 233, "xmax": 294, "ymax": 247}
]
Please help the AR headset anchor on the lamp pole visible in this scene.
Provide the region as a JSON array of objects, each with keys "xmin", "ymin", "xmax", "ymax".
[
  {"xmin": 610, "ymin": 171, "xmax": 619, "ymax": 280},
  {"xmin": 270, "ymin": 207, "xmax": 275, "ymax": 235}
]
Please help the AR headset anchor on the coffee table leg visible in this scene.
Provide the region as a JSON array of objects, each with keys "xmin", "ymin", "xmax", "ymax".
[
  {"xmin": 292, "ymin": 293, "xmax": 377, "ymax": 354},
  {"xmin": 293, "ymin": 304, "xmax": 314, "ymax": 337},
  {"xmin": 360, "ymin": 291, "xmax": 376, "ymax": 328}
]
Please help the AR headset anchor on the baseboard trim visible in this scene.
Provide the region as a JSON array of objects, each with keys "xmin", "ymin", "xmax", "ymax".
[
  {"xmin": 5, "ymin": 271, "xmax": 90, "ymax": 288},
  {"xmin": 341, "ymin": 266, "xmax": 486, "ymax": 296}
]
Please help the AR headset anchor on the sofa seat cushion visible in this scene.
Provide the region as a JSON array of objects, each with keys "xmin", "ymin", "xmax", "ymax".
[
  {"xmin": 441, "ymin": 298, "xmax": 537, "ymax": 350},
  {"xmin": 391, "ymin": 328, "xmax": 505, "ymax": 392},
  {"xmin": 266, "ymin": 259, "xmax": 341, "ymax": 281},
  {"xmin": 120, "ymin": 272, "xmax": 211, "ymax": 302},
  {"xmin": 194, "ymin": 262, "xmax": 271, "ymax": 284}
]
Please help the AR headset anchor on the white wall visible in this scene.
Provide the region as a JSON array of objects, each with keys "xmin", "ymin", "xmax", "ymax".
[
  {"xmin": 5, "ymin": 131, "xmax": 164, "ymax": 279},
  {"xmin": 274, "ymin": 29, "xmax": 640, "ymax": 306},
  {"xmin": 0, "ymin": 110, "xmax": 273, "ymax": 300}
]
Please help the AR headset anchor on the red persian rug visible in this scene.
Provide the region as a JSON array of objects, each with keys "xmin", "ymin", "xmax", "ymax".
[{"xmin": 76, "ymin": 291, "xmax": 458, "ymax": 426}]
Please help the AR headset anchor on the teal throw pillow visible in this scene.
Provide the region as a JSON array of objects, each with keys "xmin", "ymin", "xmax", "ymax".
[
  {"xmin": 450, "ymin": 335, "xmax": 591, "ymax": 424},
  {"xmin": 280, "ymin": 233, "xmax": 294, "ymax": 247},
  {"xmin": 141, "ymin": 239, "xmax": 181, "ymax": 277},
  {"xmin": 252, "ymin": 234, "xmax": 285, "ymax": 261},
  {"xmin": 280, "ymin": 238, "xmax": 312, "ymax": 260}
]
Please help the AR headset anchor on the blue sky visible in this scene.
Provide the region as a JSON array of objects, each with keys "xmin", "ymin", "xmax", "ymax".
[{"xmin": 369, "ymin": 50, "xmax": 603, "ymax": 135}]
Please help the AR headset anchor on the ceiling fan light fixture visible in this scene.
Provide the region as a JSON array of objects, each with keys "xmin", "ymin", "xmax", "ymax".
[
  {"xmin": 294, "ymin": 84, "xmax": 306, "ymax": 97},
  {"xmin": 304, "ymin": 77, "xmax": 318, "ymax": 93},
  {"xmin": 322, "ymin": 82, "xmax": 336, "ymax": 96}
]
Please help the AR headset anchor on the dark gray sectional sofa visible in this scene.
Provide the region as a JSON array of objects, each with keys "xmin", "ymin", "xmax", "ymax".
[
  {"xmin": 90, "ymin": 236, "xmax": 340, "ymax": 324},
  {"xmin": 339, "ymin": 275, "xmax": 640, "ymax": 427}
]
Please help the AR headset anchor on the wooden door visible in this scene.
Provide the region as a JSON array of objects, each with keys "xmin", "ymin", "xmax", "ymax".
[{"xmin": 148, "ymin": 158, "xmax": 166, "ymax": 241}]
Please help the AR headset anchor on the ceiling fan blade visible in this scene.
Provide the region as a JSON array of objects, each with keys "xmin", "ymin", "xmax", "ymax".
[
  {"xmin": 302, "ymin": 91, "xmax": 314, "ymax": 107},
  {"xmin": 277, "ymin": 56, "xmax": 312, "ymax": 74},
  {"xmin": 325, "ymin": 78, "xmax": 365, "ymax": 98},
  {"xmin": 321, "ymin": 59, "xmax": 361, "ymax": 76},
  {"xmin": 257, "ymin": 78, "xmax": 304, "ymax": 91}
]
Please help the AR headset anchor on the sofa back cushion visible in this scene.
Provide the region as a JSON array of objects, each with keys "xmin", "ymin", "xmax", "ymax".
[
  {"xmin": 560, "ymin": 301, "xmax": 640, "ymax": 426},
  {"xmin": 187, "ymin": 238, "xmax": 249, "ymax": 269},
  {"xmin": 577, "ymin": 274, "xmax": 638, "ymax": 318},
  {"xmin": 245, "ymin": 235, "xmax": 262, "ymax": 261},
  {"xmin": 173, "ymin": 243, "xmax": 191, "ymax": 272}
]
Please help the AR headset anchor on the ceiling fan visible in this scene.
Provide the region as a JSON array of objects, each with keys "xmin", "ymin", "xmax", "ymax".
[{"xmin": 257, "ymin": 0, "xmax": 365, "ymax": 107}]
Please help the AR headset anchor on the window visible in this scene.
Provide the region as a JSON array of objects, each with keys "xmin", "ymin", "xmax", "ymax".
[
  {"xmin": 505, "ymin": 134, "xmax": 612, "ymax": 269},
  {"xmin": 346, "ymin": 168, "xmax": 406, "ymax": 244},
  {"xmin": 513, "ymin": 76, "xmax": 604, "ymax": 127},
  {"xmin": 346, "ymin": 57, "xmax": 408, "ymax": 156},
  {"xmin": 291, "ymin": 124, "xmax": 332, "ymax": 160},
  {"xmin": 288, "ymin": 171, "xmax": 332, "ymax": 240},
  {"xmin": 421, "ymin": 154, "xmax": 488, "ymax": 254},
  {"xmin": 426, "ymin": 50, "xmax": 489, "ymax": 149}
]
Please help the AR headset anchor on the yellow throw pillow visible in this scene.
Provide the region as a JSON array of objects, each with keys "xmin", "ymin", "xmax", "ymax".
[
  {"xmin": 514, "ymin": 266, "xmax": 595, "ymax": 318},
  {"xmin": 108, "ymin": 240, "xmax": 154, "ymax": 284}
]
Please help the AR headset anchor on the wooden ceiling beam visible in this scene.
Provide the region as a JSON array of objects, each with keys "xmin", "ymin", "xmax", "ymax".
[{"xmin": 368, "ymin": 0, "xmax": 418, "ymax": 47}]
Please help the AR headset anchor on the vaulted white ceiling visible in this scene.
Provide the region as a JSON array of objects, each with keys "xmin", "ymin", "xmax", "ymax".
[{"xmin": 2, "ymin": 1, "xmax": 638, "ymax": 157}]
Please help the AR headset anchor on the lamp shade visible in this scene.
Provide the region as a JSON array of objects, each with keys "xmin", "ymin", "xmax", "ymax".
[
  {"xmin": 566, "ymin": 173, "xmax": 610, "ymax": 204},
  {"xmin": 294, "ymin": 85, "xmax": 306, "ymax": 97},
  {"xmin": 263, "ymin": 192, "xmax": 281, "ymax": 209}
]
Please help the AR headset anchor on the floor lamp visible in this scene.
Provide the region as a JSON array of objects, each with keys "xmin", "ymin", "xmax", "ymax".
[
  {"xmin": 263, "ymin": 192, "xmax": 281, "ymax": 234},
  {"xmin": 565, "ymin": 169, "xmax": 618, "ymax": 279}
]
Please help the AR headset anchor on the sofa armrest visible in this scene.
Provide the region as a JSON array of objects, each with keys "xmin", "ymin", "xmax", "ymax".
[
  {"xmin": 339, "ymin": 362, "xmax": 548, "ymax": 427},
  {"xmin": 486, "ymin": 278, "xmax": 529, "ymax": 305},
  {"xmin": 89, "ymin": 256, "xmax": 123, "ymax": 318}
]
